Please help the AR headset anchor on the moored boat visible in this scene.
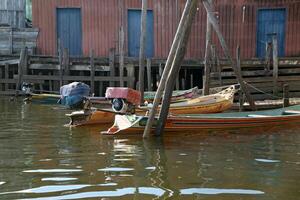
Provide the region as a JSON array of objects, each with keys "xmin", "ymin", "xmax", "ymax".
[
  {"xmin": 102, "ymin": 105, "xmax": 300, "ymax": 135},
  {"xmin": 67, "ymin": 85, "xmax": 237, "ymax": 126}
]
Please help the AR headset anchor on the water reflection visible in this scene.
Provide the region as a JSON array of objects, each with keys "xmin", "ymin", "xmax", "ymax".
[{"xmin": 0, "ymin": 97, "xmax": 299, "ymax": 199}]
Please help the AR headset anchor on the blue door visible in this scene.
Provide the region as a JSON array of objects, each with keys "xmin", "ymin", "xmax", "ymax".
[
  {"xmin": 57, "ymin": 8, "xmax": 82, "ymax": 56},
  {"xmin": 256, "ymin": 9, "xmax": 286, "ymax": 58},
  {"xmin": 128, "ymin": 10, "xmax": 154, "ymax": 58}
]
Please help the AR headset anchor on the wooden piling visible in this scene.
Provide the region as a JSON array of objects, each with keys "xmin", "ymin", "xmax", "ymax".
[
  {"xmin": 146, "ymin": 58, "xmax": 152, "ymax": 91},
  {"xmin": 58, "ymin": 46, "xmax": 63, "ymax": 87},
  {"xmin": 139, "ymin": 0, "xmax": 148, "ymax": 104},
  {"xmin": 109, "ymin": 48, "xmax": 115, "ymax": 87},
  {"xmin": 272, "ymin": 35, "xmax": 279, "ymax": 96},
  {"xmin": 143, "ymin": 0, "xmax": 197, "ymax": 138},
  {"xmin": 239, "ymin": 90, "xmax": 244, "ymax": 112},
  {"xmin": 155, "ymin": 0, "xmax": 198, "ymax": 136},
  {"xmin": 119, "ymin": 26, "xmax": 125, "ymax": 87},
  {"xmin": 63, "ymin": 48, "xmax": 70, "ymax": 85},
  {"xmin": 16, "ymin": 48, "xmax": 27, "ymax": 95},
  {"xmin": 203, "ymin": 0, "xmax": 256, "ymax": 110},
  {"xmin": 265, "ymin": 42, "xmax": 271, "ymax": 72},
  {"xmin": 90, "ymin": 49, "xmax": 95, "ymax": 95},
  {"xmin": 126, "ymin": 64, "xmax": 135, "ymax": 88},
  {"xmin": 5, "ymin": 64, "xmax": 9, "ymax": 91},
  {"xmin": 203, "ymin": 0, "xmax": 213, "ymax": 95},
  {"xmin": 283, "ymin": 84, "xmax": 289, "ymax": 107}
]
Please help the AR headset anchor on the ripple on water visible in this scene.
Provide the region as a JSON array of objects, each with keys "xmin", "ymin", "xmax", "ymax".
[
  {"xmin": 19, "ymin": 187, "xmax": 166, "ymax": 200},
  {"xmin": 41, "ymin": 177, "xmax": 78, "ymax": 182},
  {"xmin": 255, "ymin": 158, "xmax": 281, "ymax": 163},
  {"xmin": 180, "ymin": 188, "xmax": 264, "ymax": 195},
  {"xmin": 98, "ymin": 167, "xmax": 134, "ymax": 172},
  {"xmin": 23, "ymin": 169, "xmax": 83, "ymax": 173}
]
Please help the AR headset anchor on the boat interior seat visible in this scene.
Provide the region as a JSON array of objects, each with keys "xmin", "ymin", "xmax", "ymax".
[
  {"xmin": 282, "ymin": 110, "xmax": 300, "ymax": 115},
  {"xmin": 247, "ymin": 114, "xmax": 269, "ymax": 117}
]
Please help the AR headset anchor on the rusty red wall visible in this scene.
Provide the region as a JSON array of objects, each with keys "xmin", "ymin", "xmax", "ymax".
[{"xmin": 32, "ymin": 0, "xmax": 300, "ymax": 59}]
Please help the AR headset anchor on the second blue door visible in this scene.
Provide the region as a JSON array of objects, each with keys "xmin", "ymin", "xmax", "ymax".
[
  {"xmin": 256, "ymin": 9, "xmax": 286, "ymax": 58},
  {"xmin": 128, "ymin": 10, "xmax": 154, "ymax": 58}
]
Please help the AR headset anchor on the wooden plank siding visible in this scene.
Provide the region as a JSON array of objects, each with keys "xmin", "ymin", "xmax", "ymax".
[{"xmin": 32, "ymin": 0, "xmax": 300, "ymax": 59}]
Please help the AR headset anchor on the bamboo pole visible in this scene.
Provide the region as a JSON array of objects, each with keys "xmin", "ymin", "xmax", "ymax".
[
  {"xmin": 203, "ymin": 0, "xmax": 256, "ymax": 110},
  {"xmin": 203, "ymin": 0, "xmax": 213, "ymax": 95},
  {"xmin": 139, "ymin": 0, "xmax": 148, "ymax": 104},
  {"xmin": 155, "ymin": 0, "xmax": 198, "ymax": 135},
  {"xmin": 143, "ymin": 0, "xmax": 197, "ymax": 138}
]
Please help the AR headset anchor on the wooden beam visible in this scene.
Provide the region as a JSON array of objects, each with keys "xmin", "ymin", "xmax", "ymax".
[
  {"xmin": 143, "ymin": 0, "xmax": 198, "ymax": 138},
  {"xmin": 139, "ymin": 0, "xmax": 148, "ymax": 104},
  {"xmin": 203, "ymin": 0, "xmax": 256, "ymax": 110},
  {"xmin": 156, "ymin": 0, "xmax": 198, "ymax": 136},
  {"xmin": 146, "ymin": 58, "xmax": 152, "ymax": 91},
  {"xmin": 90, "ymin": 49, "xmax": 95, "ymax": 95},
  {"xmin": 272, "ymin": 35, "xmax": 279, "ymax": 96},
  {"xmin": 203, "ymin": 0, "xmax": 213, "ymax": 95},
  {"xmin": 119, "ymin": 26, "xmax": 125, "ymax": 87},
  {"xmin": 283, "ymin": 84, "xmax": 289, "ymax": 107},
  {"xmin": 109, "ymin": 48, "xmax": 115, "ymax": 87}
]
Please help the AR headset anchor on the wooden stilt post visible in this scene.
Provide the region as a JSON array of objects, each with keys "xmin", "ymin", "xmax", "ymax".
[
  {"xmin": 190, "ymin": 73, "xmax": 194, "ymax": 88},
  {"xmin": 16, "ymin": 48, "xmax": 26, "ymax": 95},
  {"xmin": 126, "ymin": 64, "xmax": 135, "ymax": 88},
  {"xmin": 265, "ymin": 42, "xmax": 271, "ymax": 72},
  {"xmin": 143, "ymin": 0, "xmax": 197, "ymax": 138},
  {"xmin": 146, "ymin": 58, "xmax": 152, "ymax": 91},
  {"xmin": 90, "ymin": 49, "xmax": 95, "ymax": 95},
  {"xmin": 109, "ymin": 48, "xmax": 115, "ymax": 87},
  {"xmin": 139, "ymin": 0, "xmax": 148, "ymax": 104},
  {"xmin": 283, "ymin": 84, "xmax": 289, "ymax": 107},
  {"xmin": 5, "ymin": 64, "xmax": 9, "ymax": 91},
  {"xmin": 203, "ymin": 0, "xmax": 256, "ymax": 110},
  {"xmin": 155, "ymin": 0, "xmax": 198, "ymax": 135},
  {"xmin": 63, "ymin": 48, "xmax": 70, "ymax": 85},
  {"xmin": 272, "ymin": 35, "xmax": 278, "ymax": 96},
  {"xmin": 203, "ymin": 0, "xmax": 213, "ymax": 95},
  {"xmin": 48, "ymin": 72, "xmax": 53, "ymax": 92},
  {"xmin": 119, "ymin": 26, "xmax": 125, "ymax": 87},
  {"xmin": 239, "ymin": 90, "xmax": 244, "ymax": 112},
  {"xmin": 58, "ymin": 46, "xmax": 63, "ymax": 87}
]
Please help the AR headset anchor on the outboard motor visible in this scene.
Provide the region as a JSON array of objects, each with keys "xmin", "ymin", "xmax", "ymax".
[
  {"xmin": 105, "ymin": 87, "xmax": 141, "ymax": 114},
  {"xmin": 59, "ymin": 82, "xmax": 90, "ymax": 109},
  {"xmin": 21, "ymin": 82, "xmax": 33, "ymax": 97}
]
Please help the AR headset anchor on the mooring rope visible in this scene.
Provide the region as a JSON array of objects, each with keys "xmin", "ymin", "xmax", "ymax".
[{"xmin": 243, "ymin": 81, "xmax": 285, "ymax": 100}]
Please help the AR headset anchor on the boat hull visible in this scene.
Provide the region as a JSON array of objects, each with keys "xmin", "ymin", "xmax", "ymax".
[{"xmin": 102, "ymin": 105, "xmax": 300, "ymax": 135}]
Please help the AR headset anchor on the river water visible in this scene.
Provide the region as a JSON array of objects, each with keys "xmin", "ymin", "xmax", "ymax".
[{"xmin": 0, "ymin": 97, "xmax": 299, "ymax": 200}]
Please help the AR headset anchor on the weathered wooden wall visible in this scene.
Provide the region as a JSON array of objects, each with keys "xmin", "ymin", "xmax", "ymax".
[
  {"xmin": 0, "ymin": 0, "xmax": 26, "ymax": 28},
  {"xmin": 0, "ymin": 27, "xmax": 38, "ymax": 55}
]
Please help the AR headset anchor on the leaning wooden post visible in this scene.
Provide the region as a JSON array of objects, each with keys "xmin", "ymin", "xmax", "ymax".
[
  {"xmin": 272, "ymin": 35, "xmax": 279, "ymax": 96},
  {"xmin": 139, "ymin": 0, "xmax": 148, "ymax": 104},
  {"xmin": 146, "ymin": 58, "xmax": 152, "ymax": 91},
  {"xmin": 143, "ymin": 0, "xmax": 197, "ymax": 138},
  {"xmin": 283, "ymin": 84, "xmax": 289, "ymax": 107},
  {"xmin": 155, "ymin": 0, "xmax": 198, "ymax": 136},
  {"xmin": 203, "ymin": 0, "xmax": 213, "ymax": 95},
  {"xmin": 90, "ymin": 49, "xmax": 95, "ymax": 95},
  {"xmin": 119, "ymin": 26, "xmax": 125, "ymax": 87},
  {"xmin": 203, "ymin": 0, "xmax": 256, "ymax": 110}
]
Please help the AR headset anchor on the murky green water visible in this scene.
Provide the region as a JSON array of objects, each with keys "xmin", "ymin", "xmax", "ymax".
[{"xmin": 0, "ymin": 97, "xmax": 299, "ymax": 199}]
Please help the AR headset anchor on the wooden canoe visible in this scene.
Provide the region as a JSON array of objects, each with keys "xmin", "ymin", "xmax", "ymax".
[
  {"xmin": 67, "ymin": 85, "xmax": 237, "ymax": 126},
  {"xmin": 24, "ymin": 93, "xmax": 61, "ymax": 104},
  {"xmin": 102, "ymin": 105, "xmax": 300, "ymax": 135}
]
